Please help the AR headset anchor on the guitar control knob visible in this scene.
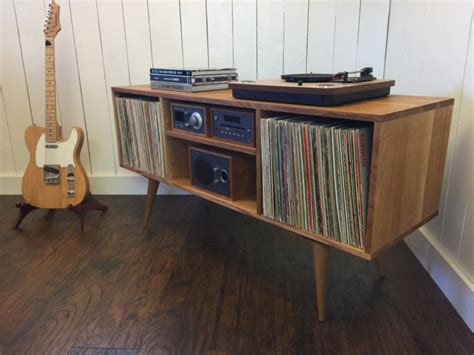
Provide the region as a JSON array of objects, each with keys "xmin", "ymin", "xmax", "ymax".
[{"xmin": 188, "ymin": 112, "xmax": 203, "ymax": 130}]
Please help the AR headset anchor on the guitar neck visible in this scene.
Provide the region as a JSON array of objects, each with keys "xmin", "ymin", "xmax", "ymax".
[{"xmin": 45, "ymin": 38, "xmax": 59, "ymax": 143}]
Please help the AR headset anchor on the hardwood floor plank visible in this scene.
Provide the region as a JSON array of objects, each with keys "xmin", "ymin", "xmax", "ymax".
[
  {"xmin": 211, "ymin": 216, "xmax": 277, "ymax": 354},
  {"xmin": 73, "ymin": 197, "xmax": 198, "ymax": 351},
  {"xmin": 1, "ymin": 196, "xmax": 144, "ymax": 353},
  {"xmin": 0, "ymin": 195, "xmax": 472, "ymax": 354}
]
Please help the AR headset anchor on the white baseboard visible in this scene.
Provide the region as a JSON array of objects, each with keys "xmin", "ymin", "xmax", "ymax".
[
  {"xmin": 405, "ymin": 229, "xmax": 474, "ymax": 331},
  {"xmin": 0, "ymin": 175, "xmax": 188, "ymax": 195}
]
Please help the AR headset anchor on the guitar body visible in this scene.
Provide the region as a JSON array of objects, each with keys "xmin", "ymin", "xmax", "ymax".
[{"xmin": 22, "ymin": 125, "xmax": 89, "ymax": 209}]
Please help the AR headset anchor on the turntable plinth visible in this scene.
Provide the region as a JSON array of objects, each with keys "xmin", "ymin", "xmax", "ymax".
[{"xmin": 112, "ymin": 85, "xmax": 453, "ymax": 322}]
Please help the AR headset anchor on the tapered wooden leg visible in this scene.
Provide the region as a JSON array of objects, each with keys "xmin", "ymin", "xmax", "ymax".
[
  {"xmin": 143, "ymin": 179, "xmax": 159, "ymax": 228},
  {"xmin": 312, "ymin": 242, "xmax": 329, "ymax": 322},
  {"xmin": 375, "ymin": 255, "xmax": 385, "ymax": 278}
]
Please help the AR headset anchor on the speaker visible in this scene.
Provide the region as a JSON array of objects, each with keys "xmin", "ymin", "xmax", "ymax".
[{"xmin": 189, "ymin": 146, "xmax": 255, "ymax": 200}]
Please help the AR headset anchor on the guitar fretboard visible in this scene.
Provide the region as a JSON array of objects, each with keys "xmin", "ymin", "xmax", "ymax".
[{"xmin": 45, "ymin": 38, "xmax": 58, "ymax": 143}]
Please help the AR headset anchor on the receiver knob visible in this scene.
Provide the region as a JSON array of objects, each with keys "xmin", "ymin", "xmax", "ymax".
[{"xmin": 188, "ymin": 112, "xmax": 203, "ymax": 130}]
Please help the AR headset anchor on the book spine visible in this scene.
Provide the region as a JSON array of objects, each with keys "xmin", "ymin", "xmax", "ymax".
[
  {"xmin": 150, "ymin": 68, "xmax": 192, "ymax": 76},
  {"xmin": 150, "ymin": 81, "xmax": 229, "ymax": 92},
  {"xmin": 150, "ymin": 74, "xmax": 192, "ymax": 84},
  {"xmin": 150, "ymin": 81, "xmax": 193, "ymax": 92}
]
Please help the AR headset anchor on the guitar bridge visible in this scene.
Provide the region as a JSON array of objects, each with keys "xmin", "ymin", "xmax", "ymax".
[
  {"xmin": 43, "ymin": 164, "xmax": 60, "ymax": 184},
  {"xmin": 67, "ymin": 164, "xmax": 75, "ymax": 196}
]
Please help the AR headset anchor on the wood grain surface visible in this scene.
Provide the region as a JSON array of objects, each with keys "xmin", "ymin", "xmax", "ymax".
[
  {"xmin": 0, "ymin": 195, "xmax": 472, "ymax": 354},
  {"xmin": 21, "ymin": 125, "xmax": 89, "ymax": 209},
  {"xmin": 365, "ymin": 106, "xmax": 452, "ymax": 254},
  {"xmin": 112, "ymin": 86, "xmax": 454, "ymax": 122}
]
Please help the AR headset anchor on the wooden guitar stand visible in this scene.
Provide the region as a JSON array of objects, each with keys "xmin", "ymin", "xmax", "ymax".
[{"xmin": 14, "ymin": 194, "xmax": 108, "ymax": 232}]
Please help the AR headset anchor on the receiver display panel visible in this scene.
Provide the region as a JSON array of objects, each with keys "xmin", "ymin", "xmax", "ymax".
[{"xmin": 211, "ymin": 108, "xmax": 254, "ymax": 146}]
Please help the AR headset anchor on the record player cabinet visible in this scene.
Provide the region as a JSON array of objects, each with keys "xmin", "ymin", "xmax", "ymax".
[{"xmin": 112, "ymin": 85, "xmax": 453, "ymax": 322}]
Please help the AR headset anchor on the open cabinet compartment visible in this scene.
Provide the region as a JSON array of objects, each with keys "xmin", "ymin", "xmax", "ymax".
[
  {"xmin": 256, "ymin": 109, "xmax": 374, "ymax": 251},
  {"xmin": 160, "ymin": 98, "xmax": 258, "ymax": 215}
]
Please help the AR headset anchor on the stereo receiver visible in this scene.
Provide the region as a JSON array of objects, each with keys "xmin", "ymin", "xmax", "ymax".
[
  {"xmin": 211, "ymin": 107, "xmax": 254, "ymax": 146},
  {"xmin": 171, "ymin": 103, "xmax": 209, "ymax": 136}
]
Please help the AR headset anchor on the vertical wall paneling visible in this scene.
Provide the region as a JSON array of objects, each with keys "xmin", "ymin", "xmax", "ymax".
[
  {"xmin": 207, "ymin": 0, "xmax": 233, "ymax": 68},
  {"xmin": 383, "ymin": 1, "xmax": 427, "ymax": 94},
  {"xmin": 442, "ymin": 16, "xmax": 473, "ymax": 280},
  {"xmin": 51, "ymin": 0, "xmax": 91, "ymax": 174},
  {"xmin": 385, "ymin": 0, "xmax": 472, "ymax": 240},
  {"xmin": 14, "ymin": 0, "xmax": 49, "ymax": 126},
  {"xmin": 332, "ymin": 0, "xmax": 361, "ymax": 72},
  {"xmin": 69, "ymin": 0, "xmax": 116, "ymax": 175},
  {"xmin": 180, "ymin": 0, "xmax": 209, "ymax": 68},
  {"xmin": 429, "ymin": 3, "xmax": 472, "ymax": 243},
  {"xmin": 1, "ymin": 0, "xmax": 33, "ymax": 173},
  {"xmin": 122, "ymin": 0, "xmax": 153, "ymax": 84},
  {"xmin": 0, "ymin": 88, "xmax": 16, "ymax": 176},
  {"xmin": 356, "ymin": 0, "xmax": 390, "ymax": 78},
  {"xmin": 385, "ymin": 1, "xmax": 471, "ymax": 96},
  {"xmin": 283, "ymin": 0, "xmax": 308, "ymax": 74},
  {"xmin": 233, "ymin": 0, "xmax": 257, "ymax": 80},
  {"xmin": 148, "ymin": 0, "xmax": 183, "ymax": 68},
  {"xmin": 257, "ymin": 0, "xmax": 284, "ymax": 79},
  {"xmin": 306, "ymin": 0, "xmax": 337, "ymax": 73},
  {"xmin": 458, "ymin": 205, "xmax": 473, "ymax": 282},
  {"xmin": 96, "ymin": 0, "xmax": 133, "ymax": 176},
  {"xmin": 456, "ymin": 23, "xmax": 473, "ymax": 281}
]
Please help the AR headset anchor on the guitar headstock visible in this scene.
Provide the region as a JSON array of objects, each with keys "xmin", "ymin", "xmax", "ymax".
[{"xmin": 44, "ymin": 0, "xmax": 61, "ymax": 39}]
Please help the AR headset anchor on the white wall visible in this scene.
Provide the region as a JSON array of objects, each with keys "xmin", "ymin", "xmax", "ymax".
[{"xmin": 1, "ymin": 0, "xmax": 472, "ymax": 330}]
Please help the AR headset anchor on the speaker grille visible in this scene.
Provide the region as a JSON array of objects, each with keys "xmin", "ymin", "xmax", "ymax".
[{"xmin": 195, "ymin": 157, "xmax": 213, "ymax": 185}]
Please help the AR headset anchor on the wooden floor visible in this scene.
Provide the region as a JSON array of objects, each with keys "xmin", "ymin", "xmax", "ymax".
[{"xmin": 0, "ymin": 195, "xmax": 472, "ymax": 355}]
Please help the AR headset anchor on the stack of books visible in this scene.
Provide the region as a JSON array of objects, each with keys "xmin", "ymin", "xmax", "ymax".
[
  {"xmin": 115, "ymin": 96, "xmax": 166, "ymax": 178},
  {"xmin": 150, "ymin": 68, "xmax": 238, "ymax": 92},
  {"xmin": 260, "ymin": 115, "xmax": 372, "ymax": 249}
]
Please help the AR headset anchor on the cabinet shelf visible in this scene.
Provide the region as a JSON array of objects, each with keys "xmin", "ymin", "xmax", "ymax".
[
  {"xmin": 167, "ymin": 177, "xmax": 257, "ymax": 215},
  {"xmin": 121, "ymin": 162, "xmax": 370, "ymax": 258},
  {"xmin": 165, "ymin": 129, "xmax": 256, "ymax": 156}
]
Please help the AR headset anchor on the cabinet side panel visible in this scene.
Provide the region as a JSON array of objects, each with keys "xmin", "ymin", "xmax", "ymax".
[
  {"xmin": 365, "ymin": 115, "xmax": 410, "ymax": 252},
  {"xmin": 398, "ymin": 112, "xmax": 434, "ymax": 230},
  {"xmin": 366, "ymin": 107, "xmax": 452, "ymax": 254},
  {"xmin": 422, "ymin": 106, "xmax": 453, "ymax": 217}
]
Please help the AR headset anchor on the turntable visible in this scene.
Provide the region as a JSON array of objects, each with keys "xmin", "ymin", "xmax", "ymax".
[{"xmin": 230, "ymin": 67, "xmax": 395, "ymax": 106}]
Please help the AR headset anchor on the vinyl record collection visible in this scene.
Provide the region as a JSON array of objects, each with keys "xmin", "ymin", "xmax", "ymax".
[
  {"xmin": 261, "ymin": 116, "xmax": 372, "ymax": 248},
  {"xmin": 115, "ymin": 97, "xmax": 166, "ymax": 177}
]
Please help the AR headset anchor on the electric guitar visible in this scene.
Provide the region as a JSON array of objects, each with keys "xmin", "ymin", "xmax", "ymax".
[{"xmin": 22, "ymin": 0, "xmax": 89, "ymax": 209}]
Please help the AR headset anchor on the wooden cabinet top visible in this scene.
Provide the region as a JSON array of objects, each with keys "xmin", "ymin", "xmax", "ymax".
[{"xmin": 112, "ymin": 85, "xmax": 453, "ymax": 123}]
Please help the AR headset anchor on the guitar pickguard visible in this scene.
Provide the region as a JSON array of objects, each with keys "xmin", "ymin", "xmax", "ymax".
[{"xmin": 35, "ymin": 128, "xmax": 78, "ymax": 168}]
